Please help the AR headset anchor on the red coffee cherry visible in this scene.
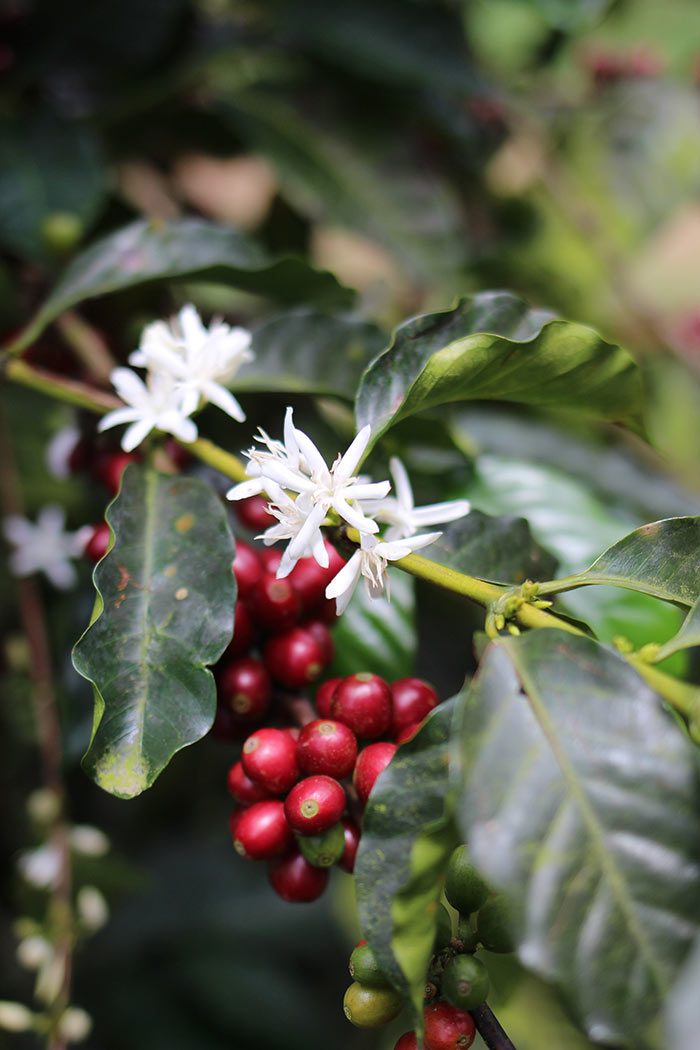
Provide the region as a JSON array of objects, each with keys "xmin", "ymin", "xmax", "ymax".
[
  {"xmin": 232, "ymin": 799, "xmax": 293, "ymax": 860},
  {"xmin": 217, "ymin": 657, "xmax": 271, "ymax": 721},
  {"xmin": 223, "ymin": 600, "xmax": 256, "ymax": 659},
  {"xmin": 235, "ymin": 494, "xmax": 274, "ymax": 531},
  {"xmin": 242, "ymin": 728, "xmax": 300, "ymax": 793},
  {"xmin": 302, "ymin": 619, "xmax": 334, "ymax": 665},
  {"xmin": 288, "ymin": 556, "xmax": 332, "ymax": 613},
  {"xmin": 315, "ymin": 678, "xmax": 341, "ymax": 718},
  {"xmin": 353, "ymin": 742, "xmax": 397, "ymax": 805},
  {"xmin": 249, "ymin": 573, "xmax": 301, "ymax": 634},
  {"xmin": 232, "ymin": 542, "xmax": 262, "ymax": 599},
  {"xmin": 297, "ymin": 719, "xmax": 358, "ymax": 779},
  {"xmin": 83, "ymin": 521, "xmax": 111, "ymax": 563},
  {"xmin": 339, "ymin": 818, "xmax": 361, "ymax": 873},
  {"xmin": 331, "ymin": 673, "xmax": 393, "ymax": 739},
  {"xmin": 284, "ymin": 775, "xmax": 346, "ymax": 835},
  {"xmin": 259, "ymin": 547, "xmax": 283, "ymax": 575},
  {"xmin": 390, "ymin": 678, "xmax": 439, "ymax": 738},
  {"xmin": 227, "ymin": 760, "xmax": 275, "ymax": 804},
  {"xmin": 423, "ymin": 1003, "xmax": 476, "ymax": 1050},
  {"xmin": 394, "ymin": 1034, "xmax": 419, "ymax": 1050},
  {"xmin": 268, "ymin": 849, "xmax": 329, "ymax": 902},
  {"xmin": 93, "ymin": 449, "xmax": 140, "ymax": 494},
  {"xmin": 263, "ymin": 626, "xmax": 324, "ymax": 689},
  {"xmin": 211, "ymin": 706, "xmax": 249, "ymax": 742},
  {"xmin": 228, "ymin": 805, "xmax": 247, "ymax": 840}
]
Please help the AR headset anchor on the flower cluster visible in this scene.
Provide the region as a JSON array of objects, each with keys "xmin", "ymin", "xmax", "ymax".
[
  {"xmin": 228, "ymin": 410, "xmax": 470, "ymax": 613},
  {"xmin": 99, "ymin": 304, "xmax": 253, "ymax": 452}
]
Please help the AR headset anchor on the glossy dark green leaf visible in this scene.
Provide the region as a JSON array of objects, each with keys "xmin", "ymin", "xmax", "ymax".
[
  {"xmin": 355, "ymin": 701, "xmax": 456, "ymax": 1020},
  {"xmin": 12, "ymin": 218, "xmax": 353, "ymax": 352},
  {"xmin": 328, "ymin": 568, "xmax": 415, "ymax": 682},
  {"xmin": 0, "ymin": 114, "xmax": 104, "ymax": 261},
  {"xmin": 549, "ymin": 517, "xmax": 700, "ymax": 608},
  {"xmin": 665, "ymin": 935, "xmax": 700, "ymax": 1050},
  {"xmin": 355, "ymin": 293, "xmax": 641, "ymax": 449},
  {"xmin": 235, "ymin": 309, "xmax": 386, "ymax": 397},
  {"xmin": 72, "ymin": 465, "xmax": 235, "ymax": 798},
  {"xmin": 453, "ymin": 631, "xmax": 700, "ymax": 1047},
  {"xmin": 427, "ymin": 509, "xmax": 558, "ymax": 585}
]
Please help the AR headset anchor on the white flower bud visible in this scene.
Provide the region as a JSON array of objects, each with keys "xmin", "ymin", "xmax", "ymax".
[
  {"xmin": 26, "ymin": 788, "xmax": 62, "ymax": 825},
  {"xmin": 17, "ymin": 844, "xmax": 62, "ymax": 890},
  {"xmin": 77, "ymin": 886, "xmax": 109, "ymax": 931},
  {"xmin": 35, "ymin": 954, "xmax": 65, "ymax": 1005},
  {"xmin": 57, "ymin": 1007, "xmax": 92, "ymax": 1043},
  {"xmin": 16, "ymin": 935, "xmax": 53, "ymax": 971},
  {"xmin": 0, "ymin": 1001, "xmax": 34, "ymax": 1032},
  {"xmin": 70, "ymin": 825, "xmax": 109, "ymax": 857}
]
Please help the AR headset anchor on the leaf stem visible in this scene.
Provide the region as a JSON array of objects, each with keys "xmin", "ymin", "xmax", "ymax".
[
  {"xmin": 3, "ymin": 358, "xmax": 248, "ymax": 482},
  {"xmin": 623, "ymin": 653, "xmax": 700, "ymax": 720}
]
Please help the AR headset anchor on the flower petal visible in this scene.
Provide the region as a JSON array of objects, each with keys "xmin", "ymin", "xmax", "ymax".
[{"xmin": 334, "ymin": 424, "xmax": 371, "ymax": 483}]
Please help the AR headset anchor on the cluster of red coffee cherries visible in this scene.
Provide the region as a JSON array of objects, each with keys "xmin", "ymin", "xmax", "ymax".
[{"xmin": 226, "ymin": 668, "xmax": 442, "ymax": 903}]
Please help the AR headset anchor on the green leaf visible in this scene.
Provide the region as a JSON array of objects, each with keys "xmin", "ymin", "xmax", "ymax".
[
  {"xmin": 665, "ymin": 935, "xmax": 700, "ymax": 1050},
  {"xmin": 13, "ymin": 217, "xmax": 353, "ymax": 353},
  {"xmin": 655, "ymin": 596, "xmax": 700, "ymax": 662},
  {"xmin": 555, "ymin": 517, "xmax": 700, "ymax": 608},
  {"xmin": 328, "ymin": 568, "xmax": 415, "ymax": 681},
  {"xmin": 72, "ymin": 465, "xmax": 235, "ymax": 798},
  {"xmin": 426, "ymin": 509, "xmax": 558, "ymax": 585},
  {"xmin": 355, "ymin": 701, "xmax": 456, "ymax": 1020},
  {"xmin": 453, "ymin": 631, "xmax": 700, "ymax": 1047},
  {"xmin": 0, "ymin": 114, "xmax": 104, "ymax": 261},
  {"xmin": 235, "ymin": 309, "xmax": 386, "ymax": 397},
  {"xmin": 355, "ymin": 293, "xmax": 641, "ymax": 449}
]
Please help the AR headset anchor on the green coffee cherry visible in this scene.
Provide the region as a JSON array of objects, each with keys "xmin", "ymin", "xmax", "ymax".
[
  {"xmin": 434, "ymin": 902, "xmax": 453, "ymax": 949},
  {"xmin": 343, "ymin": 982, "xmax": 404, "ymax": 1027},
  {"xmin": 297, "ymin": 822, "xmax": 346, "ymax": 868},
  {"xmin": 445, "ymin": 846, "xmax": 490, "ymax": 916},
  {"xmin": 442, "ymin": 953, "xmax": 490, "ymax": 1010},
  {"xmin": 349, "ymin": 943, "xmax": 392, "ymax": 988},
  {"xmin": 476, "ymin": 895, "xmax": 515, "ymax": 953}
]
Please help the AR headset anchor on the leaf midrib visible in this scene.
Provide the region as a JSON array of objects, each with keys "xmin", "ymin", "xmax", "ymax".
[{"xmin": 508, "ymin": 642, "xmax": 670, "ymax": 1003}]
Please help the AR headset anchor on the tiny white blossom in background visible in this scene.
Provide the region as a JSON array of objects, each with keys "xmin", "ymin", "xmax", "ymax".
[
  {"xmin": 227, "ymin": 409, "xmax": 390, "ymax": 577},
  {"xmin": 16, "ymin": 843, "xmax": 63, "ymax": 890},
  {"xmin": 367, "ymin": 456, "xmax": 471, "ymax": 540},
  {"xmin": 98, "ymin": 368, "xmax": 198, "ymax": 452},
  {"xmin": 326, "ymin": 530, "xmax": 442, "ymax": 614},
  {"xmin": 3, "ymin": 506, "xmax": 91, "ymax": 589},
  {"xmin": 69, "ymin": 825, "xmax": 110, "ymax": 857},
  {"xmin": 45, "ymin": 422, "xmax": 81, "ymax": 480},
  {"xmin": 129, "ymin": 303, "xmax": 254, "ymax": 422}
]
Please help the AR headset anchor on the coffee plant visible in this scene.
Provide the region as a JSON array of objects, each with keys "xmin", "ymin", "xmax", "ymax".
[{"xmin": 2, "ymin": 2, "xmax": 700, "ymax": 1049}]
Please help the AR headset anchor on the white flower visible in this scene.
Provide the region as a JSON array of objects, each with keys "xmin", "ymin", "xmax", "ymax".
[
  {"xmin": 0, "ymin": 1002, "xmax": 34, "ymax": 1033},
  {"xmin": 3, "ymin": 506, "xmax": 91, "ymax": 589},
  {"xmin": 16, "ymin": 843, "xmax": 63, "ymax": 890},
  {"xmin": 129, "ymin": 303, "xmax": 253, "ymax": 422},
  {"xmin": 69, "ymin": 825, "xmax": 110, "ymax": 857},
  {"xmin": 366, "ymin": 457, "xmax": 471, "ymax": 541},
  {"xmin": 45, "ymin": 423, "xmax": 81, "ymax": 480},
  {"xmin": 57, "ymin": 1007, "xmax": 92, "ymax": 1043},
  {"xmin": 326, "ymin": 530, "xmax": 442, "ymax": 615},
  {"xmin": 76, "ymin": 886, "xmax": 109, "ymax": 932},
  {"xmin": 227, "ymin": 409, "xmax": 390, "ymax": 577},
  {"xmin": 98, "ymin": 367, "xmax": 198, "ymax": 452}
]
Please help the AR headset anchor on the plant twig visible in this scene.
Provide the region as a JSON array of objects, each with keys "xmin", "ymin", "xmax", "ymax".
[
  {"xmin": 55, "ymin": 312, "xmax": 117, "ymax": 385},
  {"xmin": 0, "ymin": 403, "xmax": 73, "ymax": 1050},
  {"xmin": 471, "ymin": 1003, "xmax": 518, "ymax": 1050}
]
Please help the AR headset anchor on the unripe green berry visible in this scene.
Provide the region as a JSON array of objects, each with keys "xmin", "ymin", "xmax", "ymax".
[
  {"xmin": 476, "ymin": 895, "xmax": 515, "ymax": 953},
  {"xmin": 343, "ymin": 982, "xmax": 404, "ymax": 1027},
  {"xmin": 442, "ymin": 953, "xmax": 490, "ymax": 1010},
  {"xmin": 445, "ymin": 846, "xmax": 489, "ymax": 916},
  {"xmin": 298, "ymin": 823, "xmax": 346, "ymax": 868},
  {"xmin": 349, "ymin": 943, "xmax": 392, "ymax": 988}
]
